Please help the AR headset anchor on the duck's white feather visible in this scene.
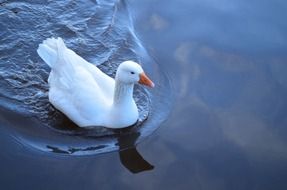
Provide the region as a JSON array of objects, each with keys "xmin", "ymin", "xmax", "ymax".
[
  {"xmin": 38, "ymin": 38, "xmax": 116, "ymax": 127},
  {"xmin": 37, "ymin": 37, "xmax": 144, "ymax": 128}
]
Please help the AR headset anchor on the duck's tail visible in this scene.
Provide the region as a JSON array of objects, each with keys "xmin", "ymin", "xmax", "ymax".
[
  {"xmin": 37, "ymin": 37, "xmax": 67, "ymax": 69},
  {"xmin": 37, "ymin": 37, "xmax": 76, "ymax": 88}
]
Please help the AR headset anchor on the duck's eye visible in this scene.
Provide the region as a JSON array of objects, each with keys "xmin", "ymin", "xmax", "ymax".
[{"xmin": 130, "ymin": 71, "xmax": 135, "ymax": 75}]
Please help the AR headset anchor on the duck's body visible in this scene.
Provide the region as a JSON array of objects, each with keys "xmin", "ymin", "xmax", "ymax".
[{"xmin": 37, "ymin": 37, "xmax": 154, "ymax": 128}]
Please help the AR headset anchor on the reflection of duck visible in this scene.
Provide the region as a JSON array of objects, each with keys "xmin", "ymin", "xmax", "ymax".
[
  {"xmin": 118, "ymin": 132, "xmax": 154, "ymax": 173},
  {"xmin": 37, "ymin": 37, "xmax": 154, "ymax": 128},
  {"xmin": 119, "ymin": 147, "xmax": 154, "ymax": 173}
]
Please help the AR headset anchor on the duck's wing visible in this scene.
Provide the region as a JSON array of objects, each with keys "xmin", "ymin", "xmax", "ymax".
[
  {"xmin": 48, "ymin": 66, "xmax": 111, "ymax": 126},
  {"xmin": 37, "ymin": 37, "xmax": 115, "ymax": 126},
  {"xmin": 64, "ymin": 48, "xmax": 115, "ymax": 99},
  {"xmin": 37, "ymin": 37, "xmax": 115, "ymax": 99}
]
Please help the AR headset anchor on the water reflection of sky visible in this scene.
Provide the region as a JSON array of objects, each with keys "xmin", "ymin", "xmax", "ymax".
[
  {"xmin": 129, "ymin": 0, "xmax": 287, "ymax": 189},
  {"xmin": 133, "ymin": 0, "xmax": 287, "ymax": 53}
]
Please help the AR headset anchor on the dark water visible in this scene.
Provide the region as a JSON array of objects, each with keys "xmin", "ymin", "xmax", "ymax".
[
  {"xmin": 1, "ymin": 0, "xmax": 287, "ymax": 189},
  {"xmin": 0, "ymin": 0, "xmax": 172, "ymax": 155}
]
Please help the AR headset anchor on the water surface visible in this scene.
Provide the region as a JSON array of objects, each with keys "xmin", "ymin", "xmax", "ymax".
[{"xmin": 1, "ymin": 0, "xmax": 287, "ymax": 189}]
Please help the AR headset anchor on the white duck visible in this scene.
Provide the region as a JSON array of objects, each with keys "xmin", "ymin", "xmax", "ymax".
[{"xmin": 37, "ymin": 37, "xmax": 154, "ymax": 129}]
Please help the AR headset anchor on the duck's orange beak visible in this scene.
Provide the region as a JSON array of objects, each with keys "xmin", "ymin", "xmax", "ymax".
[{"xmin": 139, "ymin": 72, "xmax": 155, "ymax": 88}]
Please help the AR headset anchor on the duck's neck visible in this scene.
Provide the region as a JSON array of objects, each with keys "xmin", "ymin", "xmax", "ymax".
[
  {"xmin": 113, "ymin": 80, "xmax": 135, "ymax": 106},
  {"xmin": 109, "ymin": 79, "xmax": 138, "ymax": 128}
]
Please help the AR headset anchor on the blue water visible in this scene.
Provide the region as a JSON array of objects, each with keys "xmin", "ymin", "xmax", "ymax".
[
  {"xmin": 1, "ymin": 0, "xmax": 287, "ymax": 189},
  {"xmin": 0, "ymin": 0, "xmax": 172, "ymax": 155}
]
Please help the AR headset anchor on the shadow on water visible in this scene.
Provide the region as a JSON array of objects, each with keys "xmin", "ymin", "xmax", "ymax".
[
  {"xmin": 46, "ymin": 130, "xmax": 154, "ymax": 173},
  {"xmin": 0, "ymin": 104, "xmax": 154, "ymax": 173},
  {"xmin": 118, "ymin": 132, "xmax": 154, "ymax": 173}
]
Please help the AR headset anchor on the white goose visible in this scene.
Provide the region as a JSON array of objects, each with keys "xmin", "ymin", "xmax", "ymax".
[{"xmin": 37, "ymin": 37, "xmax": 154, "ymax": 129}]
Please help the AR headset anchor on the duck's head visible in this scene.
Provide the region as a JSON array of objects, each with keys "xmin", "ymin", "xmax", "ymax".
[{"xmin": 116, "ymin": 61, "xmax": 155, "ymax": 88}]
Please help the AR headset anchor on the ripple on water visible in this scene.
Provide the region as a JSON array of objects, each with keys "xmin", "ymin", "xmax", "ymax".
[{"xmin": 0, "ymin": 0, "xmax": 173, "ymax": 155}]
